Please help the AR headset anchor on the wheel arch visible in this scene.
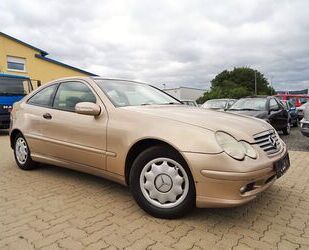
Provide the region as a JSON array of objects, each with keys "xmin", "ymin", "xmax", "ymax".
[
  {"xmin": 10, "ymin": 129, "xmax": 23, "ymax": 149},
  {"xmin": 124, "ymin": 138, "xmax": 190, "ymax": 186}
]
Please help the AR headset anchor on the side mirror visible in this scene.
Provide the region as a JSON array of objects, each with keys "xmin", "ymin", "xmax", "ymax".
[{"xmin": 75, "ymin": 102, "xmax": 101, "ymax": 116}]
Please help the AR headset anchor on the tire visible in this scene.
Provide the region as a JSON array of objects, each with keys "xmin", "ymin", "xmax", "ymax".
[
  {"xmin": 13, "ymin": 133, "xmax": 39, "ymax": 170},
  {"xmin": 129, "ymin": 145, "xmax": 195, "ymax": 219},
  {"xmin": 282, "ymin": 123, "xmax": 291, "ymax": 135}
]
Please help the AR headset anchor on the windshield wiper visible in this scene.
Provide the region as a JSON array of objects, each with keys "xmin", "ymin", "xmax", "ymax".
[
  {"xmin": 161, "ymin": 102, "xmax": 181, "ymax": 105},
  {"xmin": 229, "ymin": 108, "xmax": 260, "ymax": 111}
]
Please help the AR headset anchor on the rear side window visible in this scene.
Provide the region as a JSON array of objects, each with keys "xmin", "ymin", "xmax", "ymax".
[
  {"xmin": 53, "ymin": 81, "xmax": 96, "ymax": 111},
  {"xmin": 28, "ymin": 84, "xmax": 57, "ymax": 107}
]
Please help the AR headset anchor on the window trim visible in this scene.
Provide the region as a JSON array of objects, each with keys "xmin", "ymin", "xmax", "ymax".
[
  {"xmin": 51, "ymin": 81, "xmax": 98, "ymax": 113},
  {"xmin": 7, "ymin": 56, "xmax": 26, "ymax": 73}
]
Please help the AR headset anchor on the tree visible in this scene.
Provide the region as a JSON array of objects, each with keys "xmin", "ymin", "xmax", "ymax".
[{"xmin": 197, "ymin": 67, "xmax": 274, "ymax": 104}]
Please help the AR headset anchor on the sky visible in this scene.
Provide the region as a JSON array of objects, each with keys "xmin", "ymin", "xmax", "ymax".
[{"xmin": 1, "ymin": 0, "xmax": 309, "ymax": 91}]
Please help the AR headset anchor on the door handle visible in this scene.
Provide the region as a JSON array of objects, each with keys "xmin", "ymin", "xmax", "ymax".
[{"xmin": 43, "ymin": 113, "xmax": 52, "ymax": 120}]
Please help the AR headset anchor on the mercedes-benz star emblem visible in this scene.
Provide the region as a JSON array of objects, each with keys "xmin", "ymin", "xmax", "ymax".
[
  {"xmin": 154, "ymin": 174, "xmax": 173, "ymax": 193},
  {"xmin": 269, "ymin": 136, "xmax": 277, "ymax": 149}
]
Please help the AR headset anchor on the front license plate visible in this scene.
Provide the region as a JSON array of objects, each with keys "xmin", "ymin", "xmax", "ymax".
[{"xmin": 274, "ymin": 153, "xmax": 290, "ymax": 178}]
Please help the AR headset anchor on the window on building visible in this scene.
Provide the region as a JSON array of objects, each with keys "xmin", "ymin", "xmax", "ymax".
[{"xmin": 7, "ymin": 56, "xmax": 26, "ymax": 72}]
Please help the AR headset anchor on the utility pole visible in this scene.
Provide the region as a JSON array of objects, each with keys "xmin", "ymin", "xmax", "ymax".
[
  {"xmin": 254, "ymin": 70, "xmax": 257, "ymax": 95},
  {"xmin": 270, "ymin": 76, "xmax": 273, "ymax": 95}
]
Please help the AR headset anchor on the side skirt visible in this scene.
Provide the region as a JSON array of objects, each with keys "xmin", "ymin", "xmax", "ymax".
[{"xmin": 31, "ymin": 153, "xmax": 126, "ymax": 186}]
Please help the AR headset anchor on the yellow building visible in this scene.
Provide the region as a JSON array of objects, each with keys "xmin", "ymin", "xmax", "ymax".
[{"xmin": 0, "ymin": 32, "xmax": 96, "ymax": 88}]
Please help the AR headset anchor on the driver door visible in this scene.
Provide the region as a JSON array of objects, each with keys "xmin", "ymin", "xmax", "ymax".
[{"xmin": 41, "ymin": 81, "xmax": 108, "ymax": 169}]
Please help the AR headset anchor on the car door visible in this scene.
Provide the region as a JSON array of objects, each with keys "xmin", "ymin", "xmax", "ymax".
[
  {"xmin": 41, "ymin": 80, "xmax": 108, "ymax": 169},
  {"xmin": 24, "ymin": 84, "xmax": 58, "ymax": 156},
  {"xmin": 268, "ymin": 98, "xmax": 288, "ymax": 130}
]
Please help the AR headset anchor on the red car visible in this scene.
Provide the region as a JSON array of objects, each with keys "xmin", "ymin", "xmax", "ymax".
[{"xmin": 275, "ymin": 94, "xmax": 309, "ymax": 107}]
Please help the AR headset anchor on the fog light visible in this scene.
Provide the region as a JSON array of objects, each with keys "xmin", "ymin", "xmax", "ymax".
[{"xmin": 240, "ymin": 186, "xmax": 247, "ymax": 194}]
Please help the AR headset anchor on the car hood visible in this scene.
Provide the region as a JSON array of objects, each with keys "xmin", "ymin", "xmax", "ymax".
[
  {"xmin": 123, "ymin": 105, "xmax": 272, "ymax": 140},
  {"xmin": 227, "ymin": 110, "xmax": 267, "ymax": 119}
]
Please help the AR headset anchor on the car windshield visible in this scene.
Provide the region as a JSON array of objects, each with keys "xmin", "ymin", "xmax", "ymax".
[
  {"xmin": 95, "ymin": 80, "xmax": 180, "ymax": 107},
  {"xmin": 202, "ymin": 100, "xmax": 227, "ymax": 109},
  {"xmin": 0, "ymin": 77, "xmax": 32, "ymax": 95},
  {"xmin": 229, "ymin": 98, "xmax": 267, "ymax": 111}
]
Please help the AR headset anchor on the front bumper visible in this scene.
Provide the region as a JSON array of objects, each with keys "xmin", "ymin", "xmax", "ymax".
[
  {"xmin": 0, "ymin": 113, "xmax": 10, "ymax": 129},
  {"xmin": 182, "ymin": 142, "xmax": 288, "ymax": 208},
  {"xmin": 300, "ymin": 120, "xmax": 309, "ymax": 137}
]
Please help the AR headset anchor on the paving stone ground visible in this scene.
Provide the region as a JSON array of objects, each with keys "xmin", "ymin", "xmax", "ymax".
[{"xmin": 1, "ymin": 129, "xmax": 309, "ymax": 249}]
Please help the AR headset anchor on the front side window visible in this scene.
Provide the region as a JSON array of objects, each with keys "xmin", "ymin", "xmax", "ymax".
[
  {"xmin": 53, "ymin": 82, "xmax": 96, "ymax": 111},
  {"xmin": 28, "ymin": 84, "xmax": 57, "ymax": 107},
  {"xmin": 7, "ymin": 56, "xmax": 26, "ymax": 72},
  {"xmin": 95, "ymin": 80, "xmax": 180, "ymax": 107}
]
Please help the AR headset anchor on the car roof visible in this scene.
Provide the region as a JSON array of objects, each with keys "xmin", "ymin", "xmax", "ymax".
[
  {"xmin": 206, "ymin": 98, "xmax": 234, "ymax": 101},
  {"xmin": 244, "ymin": 95, "xmax": 270, "ymax": 98},
  {"xmin": 91, "ymin": 77, "xmax": 148, "ymax": 85}
]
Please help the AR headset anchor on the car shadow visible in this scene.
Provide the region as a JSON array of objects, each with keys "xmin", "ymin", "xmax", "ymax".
[{"xmin": 34, "ymin": 163, "xmax": 283, "ymax": 224}]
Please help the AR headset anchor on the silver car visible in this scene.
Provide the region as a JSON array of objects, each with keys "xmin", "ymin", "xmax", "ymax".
[{"xmin": 300, "ymin": 106, "xmax": 309, "ymax": 137}]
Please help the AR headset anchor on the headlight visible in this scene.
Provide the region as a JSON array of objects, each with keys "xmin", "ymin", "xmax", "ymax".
[
  {"xmin": 215, "ymin": 132, "xmax": 246, "ymax": 160},
  {"xmin": 215, "ymin": 131, "xmax": 257, "ymax": 160},
  {"xmin": 241, "ymin": 141, "xmax": 257, "ymax": 159}
]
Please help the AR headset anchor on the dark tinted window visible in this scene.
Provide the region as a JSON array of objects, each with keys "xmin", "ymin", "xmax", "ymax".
[
  {"xmin": 28, "ymin": 84, "xmax": 57, "ymax": 107},
  {"xmin": 53, "ymin": 82, "xmax": 96, "ymax": 111}
]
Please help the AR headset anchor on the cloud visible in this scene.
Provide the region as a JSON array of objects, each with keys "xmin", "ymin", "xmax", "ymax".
[{"xmin": 1, "ymin": 0, "xmax": 308, "ymax": 91}]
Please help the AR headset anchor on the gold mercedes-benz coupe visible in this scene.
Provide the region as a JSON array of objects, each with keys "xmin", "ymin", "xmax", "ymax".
[{"xmin": 9, "ymin": 77, "xmax": 290, "ymax": 218}]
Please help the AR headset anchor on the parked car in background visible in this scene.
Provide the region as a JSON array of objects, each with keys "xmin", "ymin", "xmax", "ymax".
[
  {"xmin": 10, "ymin": 77, "xmax": 290, "ymax": 218},
  {"xmin": 0, "ymin": 73, "xmax": 33, "ymax": 129},
  {"xmin": 181, "ymin": 100, "xmax": 198, "ymax": 107},
  {"xmin": 275, "ymin": 94, "xmax": 309, "ymax": 107},
  {"xmin": 300, "ymin": 106, "xmax": 309, "ymax": 137},
  {"xmin": 201, "ymin": 98, "xmax": 235, "ymax": 110},
  {"xmin": 227, "ymin": 96, "xmax": 290, "ymax": 135},
  {"xmin": 296, "ymin": 102, "xmax": 309, "ymax": 121},
  {"xmin": 282, "ymin": 100, "xmax": 298, "ymax": 127}
]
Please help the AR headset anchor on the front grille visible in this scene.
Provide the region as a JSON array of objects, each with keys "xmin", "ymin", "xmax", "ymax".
[{"xmin": 253, "ymin": 130, "xmax": 281, "ymax": 155}]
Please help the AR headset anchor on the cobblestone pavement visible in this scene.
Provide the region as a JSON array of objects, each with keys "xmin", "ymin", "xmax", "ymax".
[
  {"xmin": 1, "ymin": 132, "xmax": 309, "ymax": 250},
  {"xmin": 280, "ymin": 127, "xmax": 309, "ymax": 152}
]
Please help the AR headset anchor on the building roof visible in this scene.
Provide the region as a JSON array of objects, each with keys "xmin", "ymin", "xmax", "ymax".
[
  {"xmin": 0, "ymin": 32, "xmax": 97, "ymax": 76},
  {"xmin": 0, "ymin": 32, "xmax": 48, "ymax": 56},
  {"xmin": 35, "ymin": 54, "xmax": 97, "ymax": 76},
  {"xmin": 276, "ymin": 89, "xmax": 308, "ymax": 95}
]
